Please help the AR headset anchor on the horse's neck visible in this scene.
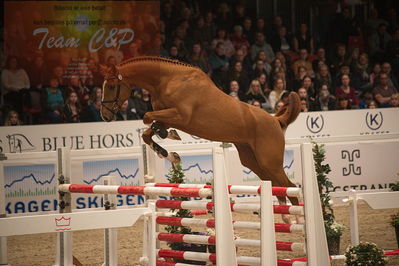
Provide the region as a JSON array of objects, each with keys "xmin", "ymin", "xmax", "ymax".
[{"xmin": 119, "ymin": 60, "xmax": 168, "ymax": 93}]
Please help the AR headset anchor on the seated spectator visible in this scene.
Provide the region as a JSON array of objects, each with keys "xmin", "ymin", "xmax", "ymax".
[
  {"xmin": 335, "ymin": 74, "xmax": 359, "ymax": 108},
  {"xmin": 246, "ymin": 79, "xmax": 271, "ymax": 111},
  {"xmin": 330, "ymin": 43, "xmax": 350, "ymax": 75},
  {"xmin": 4, "ymin": 110, "xmax": 22, "ymax": 126},
  {"xmin": 269, "ymin": 77, "xmax": 287, "ymax": 110},
  {"xmin": 293, "ymin": 65, "xmax": 308, "ymax": 91},
  {"xmin": 365, "ymin": 8, "xmax": 388, "ymax": 37},
  {"xmin": 42, "ymin": 77, "xmax": 64, "ymax": 123},
  {"xmin": 300, "ymin": 97, "xmax": 309, "ymax": 112},
  {"xmin": 231, "ymin": 25, "xmax": 250, "ymax": 51},
  {"xmin": 347, "ymin": 47, "xmax": 360, "ymax": 68},
  {"xmin": 134, "ymin": 88, "xmax": 153, "ymax": 119},
  {"xmin": 242, "ymin": 17, "xmax": 254, "ymax": 44},
  {"xmin": 256, "ymin": 73, "xmax": 270, "ymax": 97},
  {"xmin": 211, "ymin": 28, "xmax": 235, "ymax": 58},
  {"xmin": 227, "ymin": 80, "xmax": 246, "ymax": 101},
  {"xmin": 358, "ymin": 91, "xmax": 375, "ymax": 109},
  {"xmin": 103, "ymin": 43, "xmax": 124, "ymax": 65},
  {"xmin": 63, "ymin": 91, "xmax": 81, "ymax": 123},
  {"xmin": 312, "ymin": 47, "xmax": 330, "ymax": 71},
  {"xmin": 65, "ymin": 75, "xmax": 90, "ymax": 108},
  {"xmin": 271, "ymin": 26, "xmax": 294, "ymax": 56},
  {"xmin": 250, "ymin": 32, "xmax": 275, "ymax": 63},
  {"xmin": 369, "ymin": 23, "xmax": 391, "ymax": 62},
  {"xmin": 380, "ymin": 62, "xmax": 399, "ymax": 89},
  {"xmin": 352, "ymin": 53, "xmax": 372, "ymax": 93},
  {"xmin": 229, "ymin": 47, "xmax": 252, "ymax": 74},
  {"xmin": 27, "ymin": 55, "xmax": 46, "ymax": 91},
  {"xmin": 252, "ymin": 50, "xmax": 272, "ymax": 75},
  {"xmin": 1, "ymin": 56, "xmax": 30, "ymax": 114},
  {"xmin": 389, "ymin": 93, "xmax": 399, "ymax": 108},
  {"xmin": 292, "ymin": 48, "xmax": 314, "ymax": 78},
  {"xmin": 250, "ymin": 99, "xmax": 262, "ymax": 108},
  {"xmin": 273, "ymin": 99, "xmax": 285, "ymax": 114},
  {"xmin": 168, "ymin": 45, "xmax": 185, "ymax": 61},
  {"xmin": 80, "ymin": 99, "xmax": 103, "ymax": 122},
  {"xmin": 228, "ymin": 61, "xmax": 250, "ymax": 91},
  {"xmin": 367, "ymin": 100, "xmax": 378, "ymax": 109},
  {"xmin": 89, "ymin": 87, "xmax": 103, "ymax": 104},
  {"xmin": 293, "ymin": 23, "xmax": 314, "ymax": 54},
  {"xmin": 333, "ymin": 64, "xmax": 354, "ymax": 89},
  {"xmin": 301, "ymin": 75, "xmax": 316, "ymax": 99},
  {"xmin": 310, "ymin": 84, "xmax": 336, "ymax": 111},
  {"xmin": 314, "ymin": 63, "xmax": 333, "ymax": 93},
  {"xmin": 369, "ymin": 62, "xmax": 381, "ymax": 86},
  {"xmin": 372, "ymin": 73, "xmax": 398, "ymax": 107},
  {"xmin": 186, "ymin": 43, "xmax": 211, "ymax": 75},
  {"xmin": 209, "ymin": 42, "xmax": 229, "ymax": 89},
  {"xmin": 251, "ymin": 59, "xmax": 269, "ymax": 81},
  {"xmin": 191, "ymin": 16, "xmax": 213, "ymax": 47},
  {"xmin": 335, "ymin": 95, "xmax": 352, "ymax": 110}
]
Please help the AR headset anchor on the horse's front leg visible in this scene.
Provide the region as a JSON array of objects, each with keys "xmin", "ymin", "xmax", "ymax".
[
  {"xmin": 143, "ymin": 108, "xmax": 183, "ymax": 141},
  {"xmin": 142, "ymin": 127, "xmax": 181, "ymax": 164}
]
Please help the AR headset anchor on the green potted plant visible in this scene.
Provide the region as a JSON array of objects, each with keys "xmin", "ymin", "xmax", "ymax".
[
  {"xmin": 345, "ymin": 242, "xmax": 387, "ymax": 266},
  {"xmin": 312, "ymin": 141, "xmax": 345, "ymax": 255},
  {"xmin": 164, "ymin": 162, "xmax": 207, "ymax": 264},
  {"xmin": 390, "ymin": 180, "xmax": 399, "ymax": 191},
  {"xmin": 390, "ymin": 212, "xmax": 399, "ymax": 249}
]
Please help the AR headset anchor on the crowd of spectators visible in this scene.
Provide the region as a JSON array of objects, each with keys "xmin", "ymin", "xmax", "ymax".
[{"xmin": 1, "ymin": 1, "xmax": 399, "ymax": 126}]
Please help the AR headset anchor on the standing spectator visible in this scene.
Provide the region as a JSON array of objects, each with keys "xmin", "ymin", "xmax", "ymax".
[
  {"xmin": 215, "ymin": 2, "xmax": 233, "ymax": 30},
  {"xmin": 250, "ymin": 32, "xmax": 275, "ymax": 63},
  {"xmin": 369, "ymin": 23, "xmax": 392, "ymax": 62},
  {"xmin": 292, "ymin": 48, "xmax": 314, "ymax": 78},
  {"xmin": 204, "ymin": 11, "xmax": 217, "ymax": 43},
  {"xmin": 63, "ymin": 91, "xmax": 81, "ymax": 123},
  {"xmin": 329, "ymin": 7, "xmax": 356, "ymax": 46},
  {"xmin": 293, "ymin": 23, "xmax": 314, "ymax": 54},
  {"xmin": 372, "ymin": 73, "xmax": 398, "ymax": 107},
  {"xmin": 269, "ymin": 77, "xmax": 286, "ymax": 110},
  {"xmin": 27, "ymin": 55, "xmax": 46, "ymax": 91},
  {"xmin": 187, "ymin": 43, "xmax": 211, "ymax": 75},
  {"xmin": 209, "ymin": 42, "xmax": 230, "ymax": 90},
  {"xmin": 242, "ymin": 17, "xmax": 254, "ymax": 44},
  {"xmin": 42, "ymin": 77, "xmax": 64, "ymax": 123},
  {"xmin": 335, "ymin": 74, "xmax": 359, "ymax": 107},
  {"xmin": 365, "ymin": 9, "xmax": 388, "ymax": 37},
  {"xmin": 1, "ymin": 56, "xmax": 30, "ymax": 114},
  {"xmin": 4, "ymin": 110, "xmax": 23, "ymax": 126}
]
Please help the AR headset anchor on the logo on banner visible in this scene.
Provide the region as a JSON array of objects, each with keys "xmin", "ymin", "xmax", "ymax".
[
  {"xmin": 365, "ymin": 112, "xmax": 383, "ymax": 130},
  {"xmin": 341, "ymin": 149, "xmax": 361, "ymax": 176},
  {"xmin": 306, "ymin": 114, "xmax": 324, "ymax": 133},
  {"xmin": 55, "ymin": 216, "xmax": 71, "ymax": 231},
  {"xmin": 6, "ymin": 134, "xmax": 35, "ymax": 153}
]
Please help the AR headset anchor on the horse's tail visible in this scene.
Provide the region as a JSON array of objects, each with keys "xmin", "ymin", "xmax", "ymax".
[{"xmin": 276, "ymin": 92, "xmax": 301, "ymax": 130}]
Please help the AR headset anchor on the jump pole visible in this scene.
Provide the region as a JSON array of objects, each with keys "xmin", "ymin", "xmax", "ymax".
[
  {"xmin": 0, "ymin": 153, "xmax": 9, "ymax": 266},
  {"xmin": 103, "ymin": 176, "xmax": 118, "ymax": 266},
  {"xmin": 213, "ymin": 146, "xmax": 237, "ymax": 265},
  {"xmin": 261, "ymin": 180, "xmax": 277, "ymax": 265},
  {"xmin": 301, "ymin": 142, "xmax": 330, "ymax": 266},
  {"xmin": 55, "ymin": 147, "xmax": 73, "ymax": 266}
]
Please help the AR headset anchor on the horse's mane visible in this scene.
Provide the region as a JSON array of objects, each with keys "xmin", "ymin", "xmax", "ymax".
[{"xmin": 118, "ymin": 56, "xmax": 198, "ymax": 69}]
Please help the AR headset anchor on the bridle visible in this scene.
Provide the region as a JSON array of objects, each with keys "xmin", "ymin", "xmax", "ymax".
[{"xmin": 101, "ymin": 75, "xmax": 124, "ymax": 118}]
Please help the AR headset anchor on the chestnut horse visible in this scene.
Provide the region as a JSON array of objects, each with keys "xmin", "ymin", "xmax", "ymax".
[{"xmin": 100, "ymin": 56, "xmax": 302, "ymax": 221}]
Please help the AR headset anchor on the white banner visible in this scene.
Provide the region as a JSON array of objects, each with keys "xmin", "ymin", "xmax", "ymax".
[{"xmin": 1, "ymin": 108, "xmax": 398, "ymax": 154}]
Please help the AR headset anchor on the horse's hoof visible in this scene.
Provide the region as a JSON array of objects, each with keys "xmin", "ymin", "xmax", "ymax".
[
  {"xmin": 168, "ymin": 129, "xmax": 181, "ymax": 140},
  {"xmin": 168, "ymin": 152, "xmax": 181, "ymax": 164},
  {"xmin": 151, "ymin": 122, "xmax": 168, "ymax": 139}
]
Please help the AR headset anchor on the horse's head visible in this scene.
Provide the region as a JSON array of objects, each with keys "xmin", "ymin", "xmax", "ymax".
[{"xmin": 100, "ymin": 64, "xmax": 130, "ymax": 122}]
